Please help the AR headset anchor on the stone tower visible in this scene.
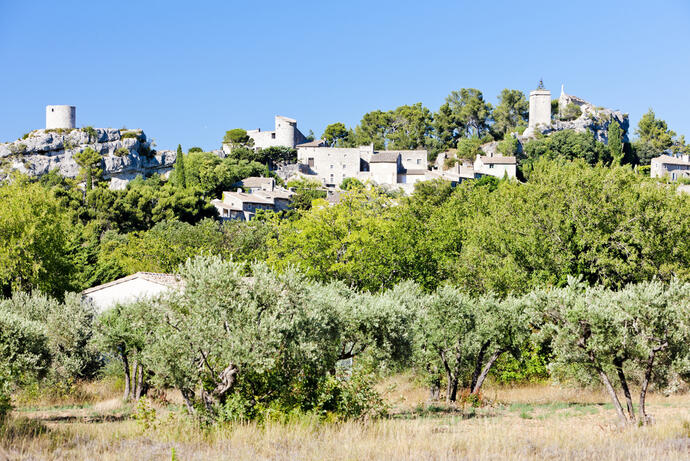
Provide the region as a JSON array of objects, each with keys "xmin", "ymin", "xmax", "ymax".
[
  {"xmin": 46, "ymin": 105, "xmax": 76, "ymax": 130},
  {"xmin": 274, "ymin": 115, "xmax": 298, "ymax": 147},
  {"xmin": 527, "ymin": 82, "xmax": 551, "ymax": 133}
]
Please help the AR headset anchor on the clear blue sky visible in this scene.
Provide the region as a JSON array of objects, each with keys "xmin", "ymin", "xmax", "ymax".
[{"xmin": 1, "ymin": 0, "xmax": 688, "ymax": 151}]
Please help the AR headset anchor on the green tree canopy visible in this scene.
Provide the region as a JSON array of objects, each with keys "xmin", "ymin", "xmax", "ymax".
[{"xmin": 492, "ymin": 89, "xmax": 529, "ymax": 139}]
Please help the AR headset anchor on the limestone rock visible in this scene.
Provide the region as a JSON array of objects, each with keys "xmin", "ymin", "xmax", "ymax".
[{"xmin": 0, "ymin": 127, "xmax": 177, "ymax": 190}]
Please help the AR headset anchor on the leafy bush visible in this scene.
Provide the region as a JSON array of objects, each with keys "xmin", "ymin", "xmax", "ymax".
[{"xmin": 115, "ymin": 147, "xmax": 130, "ymax": 157}]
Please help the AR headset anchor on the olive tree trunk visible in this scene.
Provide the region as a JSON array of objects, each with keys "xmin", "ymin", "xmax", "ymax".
[{"xmin": 121, "ymin": 352, "xmax": 131, "ymax": 402}]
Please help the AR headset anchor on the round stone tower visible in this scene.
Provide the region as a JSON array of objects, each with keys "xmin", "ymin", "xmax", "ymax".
[
  {"xmin": 274, "ymin": 115, "xmax": 297, "ymax": 147},
  {"xmin": 46, "ymin": 105, "xmax": 76, "ymax": 130}
]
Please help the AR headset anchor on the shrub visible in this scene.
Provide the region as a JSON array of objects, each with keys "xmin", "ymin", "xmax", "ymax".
[
  {"xmin": 115, "ymin": 147, "xmax": 130, "ymax": 157},
  {"xmin": 560, "ymin": 103, "xmax": 582, "ymax": 121},
  {"xmin": 82, "ymin": 126, "xmax": 97, "ymax": 140},
  {"xmin": 8, "ymin": 143, "xmax": 27, "ymax": 155}
]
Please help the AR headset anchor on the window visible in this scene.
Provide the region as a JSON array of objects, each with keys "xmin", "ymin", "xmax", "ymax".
[
  {"xmin": 271, "ymin": 133, "xmax": 276, "ymax": 139},
  {"xmin": 417, "ymin": 159, "xmax": 421, "ymax": 165},
  {"xmin": 330, "ymin": 174, "xmax": 334, "ymax": 183},
  {"xmin": 489, "ymin": 164, "xmax": 494, "ymax": 169},
  {"xmin": 342, "ymin": 164, "xmax": 346, "ymax": 169},
  {"xmin": 330, "ymin": 164, "xmax": 334, "ymax": 169}
]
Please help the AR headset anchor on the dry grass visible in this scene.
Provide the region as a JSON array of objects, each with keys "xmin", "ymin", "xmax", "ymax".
[{"xmin": 2, "ymin": 376, "xmax": 690, "ymax": 461}]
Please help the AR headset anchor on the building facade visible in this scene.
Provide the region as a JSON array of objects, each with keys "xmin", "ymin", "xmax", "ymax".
[
  {"xmin": 296, "ymin": 144, "xmax": 428, "ymax": 192},
  {"xmin": 651, "ymin": 154, "xmax": 690, "ymax": 180},
  {"xmin": 212, "ymin": 178, "xmax": 294, "ymax": 221}
]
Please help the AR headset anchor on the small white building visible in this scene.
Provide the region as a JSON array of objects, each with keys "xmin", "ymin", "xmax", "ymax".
[
  {"xmin": 651, "ymin": 154, "xmax": 690, "ymax": 181},
  {"xmin": 82, "ymin": 272, "xmax": 180, "ymax": 313},
  {"xmin": 473, "ymin": 154, "xmax": 517, "ymax": 178}
]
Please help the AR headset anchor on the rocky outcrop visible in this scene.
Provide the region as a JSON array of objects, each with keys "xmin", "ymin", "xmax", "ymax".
[
  {"xmin": 0, "ymin": 128, "xmax": 176, "ymax": 189},
  {"xmin": 523, "ymin": 87, "xmax": 629, "ymax": 144}
]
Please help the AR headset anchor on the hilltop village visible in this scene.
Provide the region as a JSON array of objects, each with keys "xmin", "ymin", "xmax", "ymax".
[{"xmin": 1, "ymin": 83, "xmax": 688, "ymax": 222}]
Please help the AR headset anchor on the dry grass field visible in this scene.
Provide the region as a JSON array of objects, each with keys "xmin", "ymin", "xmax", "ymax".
[{"xmin": 2, "ymin": 375, "xmax": 689, "ymax": 461}]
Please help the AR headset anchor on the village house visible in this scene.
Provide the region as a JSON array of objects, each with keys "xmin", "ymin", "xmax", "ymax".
[
  {"xmin": 296, "ymin": 143, "xmax": 429, "ymax": 192},
  {"xmin": 222, "ymin": 116, "xmax": 308, "ymax": 155},
  {"xmin": 212, "ymin": 177, "xmax": 294, "ymax": 220},
  {"xmin": 651, "ymin": 154, "xmax": 690, "ymax": 181}
]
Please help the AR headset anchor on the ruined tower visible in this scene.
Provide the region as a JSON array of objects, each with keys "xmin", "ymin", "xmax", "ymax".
[{"xmin": 46, "ymin": 105, "xmax": 76, "ymax": 130}]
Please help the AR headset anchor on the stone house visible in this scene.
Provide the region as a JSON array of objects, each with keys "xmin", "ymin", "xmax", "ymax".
[
  {"xmin": 212, "ymin": 177, "xmax": 294, "ymax": 221},
  {"xmin": 296, "ymin": 143, "xmax": 428, "ymax": 192},
  {"xmin": 473, "ymin": 153, "xmax": 517, "ymax": 178},
  {"xmin": 651, "ymin": 154, "xmax": 690, "ymax": 181}
]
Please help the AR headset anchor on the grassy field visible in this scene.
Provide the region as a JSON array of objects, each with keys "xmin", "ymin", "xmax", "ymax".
[{"xmin": 2, "ymin": 376, "xmax": 689, "ymax": 461}]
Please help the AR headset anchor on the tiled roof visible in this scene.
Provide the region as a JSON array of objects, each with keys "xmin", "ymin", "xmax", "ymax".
[
  {"xmin": 82, "ymin": 272, "xmax": 181, "ymax": 295},
  {"xmin": 223, "ymin": 191, "xmax": 275, "ymax": 205},
  {"xmin": 479, "ymin": 155, "xmax": 516, "ymax": 165},
  {"xmin": 369, "ymin": 152, "xmax": 400, "ymax": 163},
  {"xmin": 296, "ymin": 139, "xmax": 327, "ymax": 148},
  {"xmin": 234, "ymin": 176, "xmax": 274, "ymax": 188},
  {"xmin": 652, "ymin": 155, "xmax": 690, "ymax": 166}
]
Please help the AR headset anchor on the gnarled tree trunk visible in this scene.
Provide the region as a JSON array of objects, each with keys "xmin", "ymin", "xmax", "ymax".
[
  {"xmin": 613, "ymin": 357, "xmax": 635, "ymax": 422},
  {"xmin": 121, "ymin": 352, "xmax": 131, "ymax": 402},
  {"xmin": 472, "ymin": 349, "xmax": 505, "ymax": 394}
]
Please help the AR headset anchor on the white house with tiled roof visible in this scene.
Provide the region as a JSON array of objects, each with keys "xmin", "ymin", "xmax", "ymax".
[
  {"xmin": 651, "ymin": 154, "xmax": 690, "ymax": 181},
  {"xmin": 474, "ymin": 153, "xmax": 517, "ymax": 178},
  {"xmin": 82, "ymin": 272, "xmax": 181, "ymax": 313}
]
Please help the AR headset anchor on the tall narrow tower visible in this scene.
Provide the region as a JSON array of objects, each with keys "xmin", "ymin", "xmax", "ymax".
[
  {"xmin": 46, "ymin": 105, "xmax": 76, "ymax": 130},
  {"xmin": 527, "ymin": 80, "xmax": 551, "ymax": 133}
]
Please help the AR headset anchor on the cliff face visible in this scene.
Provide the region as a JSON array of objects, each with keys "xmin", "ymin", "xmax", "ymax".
[{"xmin": 0, "ymin": 128, "xmax": 176, "ymax": 189}]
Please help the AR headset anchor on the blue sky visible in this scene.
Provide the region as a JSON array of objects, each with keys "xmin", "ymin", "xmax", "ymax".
[{"xmin": 1, "ymin": 0, "xmax": 688, "ymax": 151}]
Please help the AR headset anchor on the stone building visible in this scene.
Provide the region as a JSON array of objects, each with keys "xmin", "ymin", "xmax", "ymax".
[
  {"xmin": 296, "ymin": 143, "xmax": 428, "ymax": 192},
  {"xmin": 473, "ymin": 153, "xmax": 517, "ymax": 178},
  {"xmin": 246, "ymin": 115, "xmax": 308, "ymax": 150},
  {"xmin": 651, "ymin": 154, "xmax": 690, "ymax": 181},
  {"xmin": 46, "ymin": 105, "xmax": 76, "ymax": 130},
  {"xmin": 212, "ymin": 177, "xmax": 294, "ymax": 221},
  {"xmin": 523, "ymin": 82, "xmax": 551, "ymax": 137}
]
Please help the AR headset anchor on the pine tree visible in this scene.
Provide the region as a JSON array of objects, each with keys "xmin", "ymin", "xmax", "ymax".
[
  {"xmin": 608, "ymin": 121, "xmax": 623, "ymax": 166},
  {"xmin": 174, "ymin": 144, "xmax": 186, "ymax": 188}
]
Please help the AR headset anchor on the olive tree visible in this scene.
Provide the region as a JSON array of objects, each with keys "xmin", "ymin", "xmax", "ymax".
[
  {"xmin": 0, "ymin": 310, "xmax": 51, "ymax": 420},
  {"xmin": 143, "ymin": 256, "xmax": 342, "ymax": 418},
  {"xmin": 531, "ymin": 278, "xmax": 690, "ymax": 425},
  {"xmin": 95, "ymin": 301, "xmax": 156, "ymax": 401},
  {"xmin": 415, "ymin": 286, "xmax": 529, "ymax": 402},
  {"xmin": 0, "ymin": 291, "xmax": 99, "ymax": 383}
]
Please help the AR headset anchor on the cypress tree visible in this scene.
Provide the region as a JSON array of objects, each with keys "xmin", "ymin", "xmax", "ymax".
[
  {"xmin": 174, "ymin": 144, "xmax": 186, "ymax": 188},
  {"xmin": 608, "ymin": 121, "xmax": 623, "ymax": 166}
]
